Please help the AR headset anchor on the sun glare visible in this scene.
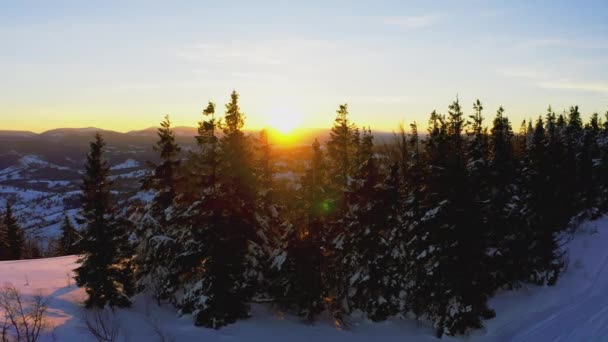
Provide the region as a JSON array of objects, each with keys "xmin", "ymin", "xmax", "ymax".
[{"xmin": 265, "ymin": 106, "xmax": 303, "ymax": 134}]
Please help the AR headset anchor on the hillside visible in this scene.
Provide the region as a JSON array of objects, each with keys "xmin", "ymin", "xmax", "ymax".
[
  {"xmin": 2, "ymin": 217, "xmax": 607, "ymax": 341},
  {"xmin": 0, "ymin": 126, "xmax": 397, "ymax": 249}
]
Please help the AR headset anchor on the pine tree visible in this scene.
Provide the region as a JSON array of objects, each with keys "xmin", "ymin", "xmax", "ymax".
[
  {"xmin": 58, "ymin": 215, "xmax": 80, "ymax": 256},
  {"xmin": 75, "ymin": 133, "xmax": 132, "ymax": 308},
  {"xmin": 4, "ymin": 202, "xmax": 24, "ymax": 260}
]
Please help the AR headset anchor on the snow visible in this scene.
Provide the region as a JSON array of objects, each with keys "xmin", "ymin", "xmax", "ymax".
[
  {"xmin": 4, "ymin": 217, "xmax": 608, "ymax": 340},
  {"xmin": 109, "ymin": 169, "xmax": 148, "ymax": 180},
  {"xmin": 111, "ymin": 159, "xmax": 141, "ymax": 170},
  {"xmin": 20, "ymin": 155, "xmax": 70, "ymax": 170}
]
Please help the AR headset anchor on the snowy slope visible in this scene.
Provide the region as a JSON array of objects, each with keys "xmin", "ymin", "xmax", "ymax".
[{"xmin": 3, "ymin": 217, "xmax": 608, "ymax": 341}]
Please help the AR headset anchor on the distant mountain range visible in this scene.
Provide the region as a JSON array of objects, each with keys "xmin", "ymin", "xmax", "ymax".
[
  {"xmin": 0, "ymin": 126, "xmax": 398, "ymax": 146},
  {"xmin": 0, "ymin": 125, "xmax": 400, "ymax": 247}
]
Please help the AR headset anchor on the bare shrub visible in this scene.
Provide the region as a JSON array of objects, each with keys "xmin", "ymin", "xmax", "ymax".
[
  {"xmin": 0, "ymin": 284, "xmax": 48, "ymax": 342},
  {"xmin": 82, "ymin": 308, "xmax": 121, "ymax": 342}
]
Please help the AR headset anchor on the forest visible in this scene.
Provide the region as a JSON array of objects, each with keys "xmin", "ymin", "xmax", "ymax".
[{"xmin": 2, "ymin": 90, "xmax": 608, "ymax": 338}]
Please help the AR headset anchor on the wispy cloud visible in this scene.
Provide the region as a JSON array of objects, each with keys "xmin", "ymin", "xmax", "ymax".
[
  {"xmin": 498, "ymin": 67, "xmax": 550, "ymax": 80},
  {"xmin": 521, "ymin": 38, "xmax": 608, "ymax": 49},
  {"xmin": 350, "ymin": 95, "xmax": 413, "ymax": 104},
  {"xmin": 382, "ymin": 15, "xmax": 440, "ymax": 29},
  {"xmin": 499, "ymin": 66, "xmax": 608, "ymax": 94},
  {"xmin": 176, "ymin": 43, "xmax": 286, "ymax": 66},
  {"xmin": 537, "ymin": 81, "xmax": 608, "ymax": 94}
]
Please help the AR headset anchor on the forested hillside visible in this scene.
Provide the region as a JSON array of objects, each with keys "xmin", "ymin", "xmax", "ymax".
[{"xmin": 15, "ymin": 90, "xmax": 604, "ymax": 338}]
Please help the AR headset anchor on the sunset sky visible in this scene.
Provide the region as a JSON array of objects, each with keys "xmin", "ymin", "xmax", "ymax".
[{"xmin": 1, "ymin": 0, "xmax": 608, "ymax": 133}]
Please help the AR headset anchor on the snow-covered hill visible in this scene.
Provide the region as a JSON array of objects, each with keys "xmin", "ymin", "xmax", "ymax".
[{"xmin": 2, "ymin": 217, "xmax": 608, "ymax": 341}]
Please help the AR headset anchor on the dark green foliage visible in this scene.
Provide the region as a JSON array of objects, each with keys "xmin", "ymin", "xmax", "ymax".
[
  {"xmin": 3, "ymin": 202, "xmax": 24, "ymax": 260},
  {"xmin": 58, "ymin": 215, "xmax": 80, "ymax": 256},
  {"xmin": 272, "ymin": 139, "xmax": 328, "ymax": 321},
  {"xmin": 174, "ymin": 91, "xmax": 269, "ymax": 329},
  {"xmin": 134, "ymin": 115, "xmax": 182, "ymax": 303},
  {"xmin": 74, "ymin": 133, "xmax": 133, "ymax": 308},
  {"xmin": 68, "ymin": 92, "xmax": 607, "ymax": 337}
]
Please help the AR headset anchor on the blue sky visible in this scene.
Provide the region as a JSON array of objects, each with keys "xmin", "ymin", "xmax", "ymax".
[{"xmin": 1, "ymin": 0, "xmax": 608, "ymax": 132}]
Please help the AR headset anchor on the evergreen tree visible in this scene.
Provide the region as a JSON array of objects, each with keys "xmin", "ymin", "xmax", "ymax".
[
  {"xmin": 58, "ymin": 215, "xmax": 80, "ymax": 256},
  {"xmin": 324, "ymin": 104, "xmax": 361, "ymax": 321},
  {"xmin": 0, "ymin": 212, "xmax": 8, "ymax": 260},
  {"xmin": 177, "ymin": 91, "xmax": 265, "ymax": 328},
  {"xmin": 408, "ymin": 99, "xmax": 495, "ymax": 336},
  {"xmin": 75, "ymin": 133, "xmax": 132, "ymax": 308},
  {"xmin": 135, "ymin": 115, "xmax": 182, "ymax": 303},
  {"xmin": 272, "ymin": 139, "xmax": 328, "ymax": 321},
  {"xmin": 4, "ymin": 202, "xmax": 24, "ymax": 260},
  {"xmin": 343, "ymin": 150, "xmax": 403, "ymax": 321},
  {"xmin": 521, "ymin": 117, "xmax": 564, "ymax": 285},
  {"xmin": 327, "ymin": 104, "xmax": 357, "ymax": 196}
]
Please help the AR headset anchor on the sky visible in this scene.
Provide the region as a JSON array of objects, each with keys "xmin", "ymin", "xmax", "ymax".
[{"xmin": 1, "ymin": 0, "xmax": 608, "ymax": 133}]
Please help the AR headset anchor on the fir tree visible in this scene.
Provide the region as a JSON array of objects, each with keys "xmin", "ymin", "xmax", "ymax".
[
  {"xmin": 75, "ymin": 133, "xmax": 132, "ymax": 308},
  {"xmin": 0, "ymin": 212, "xmax": 8, "ymax": 261},
  {"xmin": 327, "ymin": 104, "xmax": 357, "ymax": 196},
  {"xmin": 135, "ymin": 115, "xmax": 182, "ymax": 302},
  {"xmin": 272, "ymin": 138, "xmax": 328, "ymax": 321},
  {"xmin": 177, "ymin": 91, "xmax": 265, "ymax": 328},
  {"xmin": 4, "ymin": 202, "xmax": 24, "ymax": 260},
  {"xmin": 521, "ymin": 117, "xmax": 564, "ymax": 285},
  {"xmin": 58, "ymin": 215, "xmax": 80, "ymax": 256}
]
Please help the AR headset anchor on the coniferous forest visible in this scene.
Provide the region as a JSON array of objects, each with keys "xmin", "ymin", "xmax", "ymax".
[{"xmin": 67, "ymin": 90, "xmax": 608, "ymax": 337}]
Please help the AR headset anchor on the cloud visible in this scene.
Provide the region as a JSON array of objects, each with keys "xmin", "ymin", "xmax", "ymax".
[
  {"xmin": 176, "ymin": 43, "xmax": 286, "ymax": 66},
  {"xmin": 382, "ymin": 15, "xmax": 439, "ymax": 29},
  {"xmin": 537, "ymin": 81, "xmax": 608, "ymax": 94},
  {"xmin": 499, "ymin": 66, "xmax": 608, "ymax": 94},
  {"xmin": 350, "ymin": 95, "xmax": 413, "ymax": 104},
  {"xmin": 498, "ymin": 67, "xmax": 550, "ymax": 80},
  {"xmin": 521, "ymin": 38, "xmax": 608, "ymax": 49}
]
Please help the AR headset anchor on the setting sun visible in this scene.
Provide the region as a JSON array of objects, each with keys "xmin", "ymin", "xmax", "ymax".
[{"xmin": 265, "ymin": 106, "xmax": 303, "ymax": 134}]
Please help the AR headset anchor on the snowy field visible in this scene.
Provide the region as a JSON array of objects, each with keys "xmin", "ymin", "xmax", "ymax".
[{"xmin": 2, "ymin": 216, "xmax": 608, "ymax": 341}]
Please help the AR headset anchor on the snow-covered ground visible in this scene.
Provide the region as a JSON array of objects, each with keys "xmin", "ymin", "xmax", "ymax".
[{"xmin": 3, "ymin": 217, "xmax": 608, "ymax": 341}]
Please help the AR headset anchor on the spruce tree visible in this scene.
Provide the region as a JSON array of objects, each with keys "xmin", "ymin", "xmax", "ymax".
[
  {"xmin": 273, "ymin": 139, "xmax": 328, "ymax": 321},
  {"xmin": 326, "ymin": 104, "xmax": 357, "ymax": 196},
  {"xmin": 135, "ymin": 115, "xmax": 182, "ymax": 302},
  {"xmin": 0, "ymin": 214, "xmax": 8, "ymax": 260},
  {"xmin": 324, "ymin": 103, "xmax": 359, "ymax": 321},
  {"xmin": 343, "ymin": 144, "xmax": 403, "ymax": 321},
  {"xmin": 58, "ymin": 215, "xmax": 80, "ymax": 256},
  {"xmin": 75, "ymin": 133, "xmax": 132, "ymax": 308},
  {"xmin": 178, "ymin": 91, "xmax": 265, "ymax": 328},
  {"xmin": 4, "ymin": 202, "xmax": 24, "ymax": 260},
  {"xmin": 521, "ymin": 117, "xmax": 564, "ymax": 285},
  {"xmin": 408, "ymin": 100, "xmax": 495, "ymax": 336}
]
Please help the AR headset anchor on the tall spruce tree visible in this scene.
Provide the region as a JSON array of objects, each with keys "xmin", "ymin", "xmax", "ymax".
[
  {"xmin": 272, "ymin": 138, "xmax": 328, "ymax": 321},
  {"xmin": 177, "ymin": 91, "xmax": 265, "ymax": 328},
  {"xmin": 75, "ymin": 133, "xmax": 132, "ymax": 308},
  {"xmin": 324, "ymin": 103, "xmax": 360, "ymax": 321},
  {"xmin": 135, "ymin": 115, "xmax": 182, "ymax": 302},
  {"xmin": 521, "ymin": 117, "xmax": 564, "ymax": 285}
]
